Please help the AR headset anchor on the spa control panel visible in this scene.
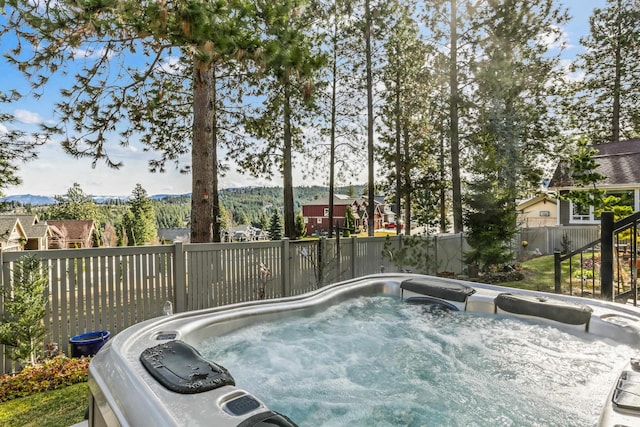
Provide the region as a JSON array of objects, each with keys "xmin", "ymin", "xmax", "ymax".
[{"xmin": 223, "ymin": 395, "xmax": 261, "ymax": 416}]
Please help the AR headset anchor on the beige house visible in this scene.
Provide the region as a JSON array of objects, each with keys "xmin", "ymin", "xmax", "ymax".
[
  {"xmin": 0, "ymin": 217, "xmax": 28, "ymax": 252},
  {"xmin": 13, "ymin": 215, "xmax": 51, "ymax": 250},
  {"xmin": 517, "ymin": 194, "xmax": 557, "ymax": 228}
]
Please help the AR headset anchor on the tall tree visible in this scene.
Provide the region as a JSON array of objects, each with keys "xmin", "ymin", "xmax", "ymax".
[
  {"xmin": 314, "ymin": 0, "xmax": 367, "ymax": 238},
  {"xmin": 232, "ymin": 0, "xmax": 324, "ymax": 240},
  {"xmin": 0, "ymin": 0, "xmax": 273, "ymax": 243},
  {"xmin": 123, "ymin": 184, "xmax": 158, "ymax": 246},
  {"xmin": 379, "ymin": 0, "xmax": 434, "ymax": 236},
  {"xmin": 422, "ymin": 0, "xmax": 481, "ymax": 234},
  {"xmin": 568, "ymin": 0, "xmax": 640, "ymax": 143},
  {"xmin": 464, "ymin": 0, "xmax": 568, "ymax": 268}
]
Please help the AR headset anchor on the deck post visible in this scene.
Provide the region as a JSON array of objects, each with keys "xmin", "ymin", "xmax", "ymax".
[
  {"xmin": 600, "ymin": 211, "xmax": 614, "ymax": 300},
  {"xmin": 554, "ymin": 250, "xmax": 561, "ymax": 294}
]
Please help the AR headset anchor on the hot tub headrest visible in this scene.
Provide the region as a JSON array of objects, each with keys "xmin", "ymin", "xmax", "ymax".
[
  {"xmin": 400, "ymin": 278, "xmax": 476, "ymax": 303},
  {"xmin": 140, "ymin": 340, "xmax": 235, "ymax": 394},
  {"xmin": 495, "ymin": 293, "xmax": 593, "ymax": 326}
]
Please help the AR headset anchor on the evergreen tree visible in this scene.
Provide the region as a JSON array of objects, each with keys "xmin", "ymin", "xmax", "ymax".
[
  {"xmin": 231, "ymin": 0, "xmax": 325, "ymax": 240},
  {"xmin": 464, "ymin": 0, "xmax": 568, "ymax": 269},
  {"xmin": 294, "ymin": 212, "xmax": 307, "ymax": 239},
  {"xmin": 47, "ymin": 183, "xmax": 99, "ymax": 220},
  {"xmin": 568, "ymin": 0, "xmax": 640, "ymax": 143},
  {"xmin": 379, "ymin": 1, "xmax": 435, "ymax": 236},
  {"xmin": 0, "ymin": 0, "xmax": 295, "ymax": 243},
  {"xmin": 269, "ymin": 210, "xmax": 284, "ymax": 241},
  {"xmin": 122, "ymin": 184, "xmax": 157, "ymax": 246},
  {"xmin": 343, "ymin": 205, "xmax": 356, "ymax": 237},
  {"xmin": 0, "ymin": 255, "xmax": 48, "ymax": 365}
]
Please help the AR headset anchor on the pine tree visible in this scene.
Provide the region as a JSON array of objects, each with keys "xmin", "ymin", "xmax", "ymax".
[
  {"xmin": 269, "ymin": 210, "xmax": 284, "ymax": 241},
  {"xmin": 47, "ymin": 183, "xmax": 99, "ymax": 221},
  {"xmin": 464, "ymin": 0, "xmax": 568, "ymax": 269},
  {"xmin": 294, "ymin": 212, "xmax": 307, "ymax": 239},
  {"xmin": 0, "ymin": 255, "xmax": 48, "ymax": 365},
  {"xmin": 568, "ymin": 0, "xmax": 640, "ymax": 143},
  {"xmin": 0, "ymin": 0, "xmax": 294, "ymax": 243},
  {"xmin": 122, "ymin": 184, "xmax": 157, "ymax": 246}
]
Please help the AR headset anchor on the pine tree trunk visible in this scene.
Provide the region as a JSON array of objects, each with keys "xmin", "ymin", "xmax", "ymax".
[
  {"xmin": 612, "ymin": 0, "xmax": 622, "ymax": 143},
  {"xmin": 283, "ymin": 83, "xmax": 295, "ymax": 239},
  {"xmin": 211, "ymin": 70, "xmax": 221, "ymax": 242},
  {"xmin": 191, "ymin": 59, "xmax": 215, "ymax": 243},
  {"xmin": 365, "ymin": 0, "xmax": 375, "ymax": 236},
  {"xmin": 449, "ymin": 0, "xmax": 463, "ymax": 234}
]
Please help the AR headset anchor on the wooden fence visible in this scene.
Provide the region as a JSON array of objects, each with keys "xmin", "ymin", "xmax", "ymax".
[{"xmin": 0, "ymin": 228, "xmax": 575, "ymax": 373}]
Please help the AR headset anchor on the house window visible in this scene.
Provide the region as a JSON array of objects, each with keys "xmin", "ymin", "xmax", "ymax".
[
  {"xmin": 539, "ymin": 211, "xmax": 550, "ymax": 217},
  {"xmin": 323, "ymin": 208, "xmax": 329, "ymax": 217},
  {"xmin": 316, "ymin": 218, "xmax": 322, "ymax": 224},
  {"xmin": 570, "ymin": 201, "xmax": 594, "ymax": 222}
]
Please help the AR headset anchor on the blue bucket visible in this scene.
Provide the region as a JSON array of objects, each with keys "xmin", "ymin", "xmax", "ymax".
[{"xmin": 69, "ymin": 330, "xmax": 111, "ymax": 357}]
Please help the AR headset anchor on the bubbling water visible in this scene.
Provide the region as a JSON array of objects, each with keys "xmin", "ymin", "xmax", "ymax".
[{"xmin": 199, "ymin": 296, "xmax": 632, "ymax": 426}]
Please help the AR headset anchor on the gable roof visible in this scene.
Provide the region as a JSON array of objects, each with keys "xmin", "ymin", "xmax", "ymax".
[
  {"xmin": 517, "ymin": 194, "xmax": 557, "ymax": 211},
  {"xmin": 0, "ymin": 217, "xmax": 27, "ymax": 246},
  {"xmin": 45, "ymin": 220, "xmax": 95, "ymax": 240},
  {"xmin": 549, "ymin": 139, "xmax": 640, "ymax": 188}
]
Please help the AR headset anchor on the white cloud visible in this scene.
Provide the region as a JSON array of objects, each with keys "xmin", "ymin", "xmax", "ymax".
[
  {"xmin": 536, "ymin": 25, "xmax": 569, "ymax": 51},
  {"xmin": 14, "ymin": 109, "xmax": 43, "ymax": 124},
  {"xmin": 0, "ymin": 123, "xmax": 7, "ymax": 134},
  {"xmin": 158, "ymin": 56, "xmax": 185, "ymax": 75},
  {"xmin": 72, "ymin": 47, "xmax": 114, "ymax": 60}
]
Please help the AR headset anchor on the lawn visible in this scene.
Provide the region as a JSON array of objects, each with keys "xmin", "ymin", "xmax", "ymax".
[
  {"xmin": 500, "ymin": 254, "xmax": 581, "ymax": 293},
  {"xmin": 0, "ymin": 382, "xmax": 89, "ymax": 427}
]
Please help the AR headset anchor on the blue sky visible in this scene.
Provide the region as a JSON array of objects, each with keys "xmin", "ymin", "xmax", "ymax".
[{"xmin": 0, "ymin": 0, "xmax": 605, "ymax": 197}]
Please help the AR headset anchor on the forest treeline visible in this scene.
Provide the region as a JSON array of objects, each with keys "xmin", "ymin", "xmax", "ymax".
[{"xmin": 1, "ymin": 184, "xmax": 365, "ymax": 235}]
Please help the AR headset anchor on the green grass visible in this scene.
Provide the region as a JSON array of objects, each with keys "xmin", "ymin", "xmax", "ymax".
[
  {"xmin": 501, "ymin": 254, "xmax": 581, "ymax": 292},
  {"xmin": 0, "ymin": 382, "xmax": 89, "ymax": 427}
]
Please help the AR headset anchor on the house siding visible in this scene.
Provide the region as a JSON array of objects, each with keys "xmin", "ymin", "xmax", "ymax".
[{"xmin": 559, "ymin": 196, "xmax": 571, "ymax": 225}]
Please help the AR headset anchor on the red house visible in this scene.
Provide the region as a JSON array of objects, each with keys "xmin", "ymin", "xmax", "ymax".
[{"xmin": 302, "ymin": 195, "xmax": 384, "ymax": 236}]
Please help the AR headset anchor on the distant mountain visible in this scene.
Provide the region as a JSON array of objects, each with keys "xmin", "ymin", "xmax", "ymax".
[
  {"xmin": 0, "ymin": 193, "xmax": 190, "ymax": 205},
  {"xmin": 0, "ymin": 194, "xmax": 56, "ymax": 205}
]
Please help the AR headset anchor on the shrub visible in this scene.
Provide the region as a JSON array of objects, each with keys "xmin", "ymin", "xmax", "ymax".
[{"xmin": 0, "ymin": 356, "xmax": 90, "ymax": 402}]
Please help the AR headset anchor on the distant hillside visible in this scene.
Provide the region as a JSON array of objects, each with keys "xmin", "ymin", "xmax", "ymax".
[
  {"xmin": 0, "ymin": 185, "xmax": 365, "ymax": 209},
  {"xmin": 0, "ymin": 194, "xmax": 56, "ymax": 205}
]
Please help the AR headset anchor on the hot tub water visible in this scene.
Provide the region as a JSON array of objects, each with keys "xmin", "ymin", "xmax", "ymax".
[{"xmin": 200, "ymin": 296, "xmax": 632, "ymax": 426}]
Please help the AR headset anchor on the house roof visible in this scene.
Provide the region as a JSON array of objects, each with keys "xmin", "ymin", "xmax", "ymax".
[
  {"xmin": 516, "ymin": 194, "xmax": 557, "ymax": 211},
  {"xmin": 549, "ymin": 139, "xmax": 640, "ymax": 189},
  {"xmin": 303, "ymin": 195, "xmax": 362, "ymax": 206},
  {"xmin": 0, "ymin": 215, "xmax": 49, "ymax": 239},
  {"xmin": 0, "ymin": 218, "xmax": 26, "ymax": 245},
  {"xmin": 45, "ymin": 220, "xmax": 95, "ymax": 240}
]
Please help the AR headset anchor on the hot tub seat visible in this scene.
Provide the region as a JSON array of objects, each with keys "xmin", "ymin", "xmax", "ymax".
[
  {"xmin": 494, "ymin": 293, "xmax": 593, "ymax": 326},
  {"xmin": 400, "ymin": 278, "xmax": 476, "ymax": 302},
  {"xmin": 140, "ymin": 340, "xmax": 235, "ymax": 394}
]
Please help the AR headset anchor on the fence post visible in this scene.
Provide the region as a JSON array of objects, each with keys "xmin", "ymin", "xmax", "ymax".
[
  {"xmin": 554, "ymin": 250, "xmax": 561, "ymax": 294},
  {"xmin": 281, "ymin": 238, "xmax": 291, "ymax": 296},
  {"xmin": 600, "ymin": 211, "xmax": 614, "ymax": 300},
  {"xmin": 351, "ymin": 236, "xmax": 357, "ymax": 278},
  {"xmin": 173, "ymin": 242, "xmax": 187, "ymax": 312},
  {"xmin": 317, "ymin": 237, "xmax": 324, "ymax": 287}
]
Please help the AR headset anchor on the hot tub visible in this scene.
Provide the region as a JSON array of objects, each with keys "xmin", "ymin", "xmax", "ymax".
[{"xmin": 86, "ymin": 274, "xmax": 640, "ymax": 427}]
